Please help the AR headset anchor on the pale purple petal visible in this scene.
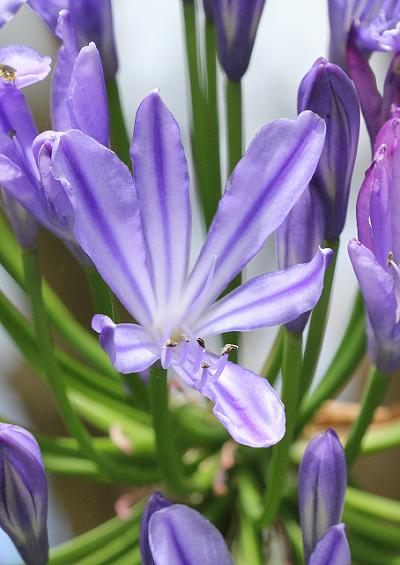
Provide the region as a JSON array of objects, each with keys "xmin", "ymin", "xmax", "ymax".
[
  {"xmin": 309, "ymin": 524, "xmax": 351, "ymax": 565},
  {"xmin": 0, "ymin": 0, "xmax": 26, "ymax": 28},
  {"xmin": 149, "ymin": 504, "xmax": 232, "ymax": 565},
  {"xmin": 140, "ymin": 492, "xmax": 172, "ymax": 565},
  {"xmin": 130, "ymin": 91, "xmax": 190, "ymax": 313},
  {"xmin": 51, "ymin": 9, "xmax": 78, "ymax": 132},
  {"xmin": 66, "ymin": 42, "xmax": 109, "ymax": 145},
  {"xmin": 183, "ymin": 111, "xmax": 326, "ymax": 315},
  {"xmin": 194, "ymin": 248, "xmax": 332, "ymax": 336},
  {"xmin": 92, "ymin": 315, "xmax": 159, "ymax": 374},
  {"xmin": 299, "ymin": 429, "xmax": 347, "ymax": 561},
  {"xmin": 51, "ymin": 129, "xmax": 155, "ymax": 326},
  {"xmin": 0, "ymin": 45, "xmax": 51, "ymax": 88},
  {"xmin": 174, "ymin": 357, "xmax": 285, "ymax": 448}
]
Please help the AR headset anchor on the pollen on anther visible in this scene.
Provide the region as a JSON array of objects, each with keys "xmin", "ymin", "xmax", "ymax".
[
  {"xmin": 165, "ymin": 339, "xmax": 178, "ymax": 347},
  {"xmin": 197, "ymin": 337, "xmax": 205, "ymax": 348},
  {"xmin": 387, "ymin": 251, "xmax": 394, "ymax": 266},
  {"xmin": 221, "ymin": 343, "xmax": 239, "ymax": 356},
  {"xmin": 201, "ymin": 362, "xmax": 210, "ymax": 369}
]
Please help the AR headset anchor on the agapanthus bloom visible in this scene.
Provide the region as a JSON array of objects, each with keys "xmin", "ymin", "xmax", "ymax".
[
  {"xmin": 207, "ymin": 0, "xmax": 266, "ymax": 81},
  {"xmin": 329, "ymin": 0, "xmax": 400, "ymax": 69},
  {"xmin": 46, "ymin": 91, "xmax": 330, "ymax": 447},
  {"xmin": 299, "ymin": 428, "xmax": 347, "ymax": 562},
  {"xmin": 298, "ymin": 58, "xmax": 360, "ymax": 239},
  {"xmin": 349, "ymin": 113, "xmax": 400, "ymax": 373},
  {"xmin": 0, "ymin": 423, "xmax": 49, "ymax": 565},
  {"xmin": 0, "ymin": 0, "xmax": 117, "ymax": 78},
  {"xmin": 140, "ymin": 492, "xmax": 232, "ymax": 565},
  {"xmin": 0, "ymin": 37, "xmax": 108, "ymax": 255}
]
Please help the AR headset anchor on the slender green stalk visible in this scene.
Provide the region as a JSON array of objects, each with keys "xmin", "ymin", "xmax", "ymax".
[
  {"xmin": 282, "ymin": 516, "xmax": 304, "ymax": 565},
  {"xmin": 260, "ymin": 328, "xmax": 284, "ymax": 384},
  {"xmin": 203, "ymin": 17, "xmax": 222, "ymax": 226},
  {"xmin": 237, "ymin": 471, "xmax": 263, "ymax": 523},
  {"xmin": 299, "ymin": 238, "xmax": 339, "ymax": 400},
  {"xmin": 362, "ymin": 420, "xmax": 400, "ymax": 454},
  {"xmin": 346, "ymin": 487, "xmax": 400, "ymax": 524},
  {"xmin": 225, "ymin": 79, "xmax": 242, "ymax": 175},
  {"xmin": 261, "ymin": 330, "xmax": 303, "ymax": 527},
  {"xmin": 235, "ymin": 510, "xmax": 263, "ymax": 565},
  {"xmin": 345, "ymin": 366, "xmax": 390, "ymax": 467},
  {"xmin": 85, "ymin": 265, "xmax": 114, "ymax": 318},
  {"xmin": 22, "ymin": 248, "xmax": 110, "ymax": 477},
  {"xmin": 148, "ymin": 365, "xmax": 189, "ymax": 494},
  {"xmin": 106, "ymin": 78, "xmax": 131, "ymax": 167},
  {"xmin": 297, "ymin": 292, "xmax": 365, "ymax": 430},
  {"xmin": 349, "ymin": 534, "xmax": 400, "ymax": 565},
  {"xmin": 344, "ymin": 507, "xmax": 400, "ymax": 549},
  {"xmin": 49, "ymin": 504, "xmax": 143, "ymax": 564}
]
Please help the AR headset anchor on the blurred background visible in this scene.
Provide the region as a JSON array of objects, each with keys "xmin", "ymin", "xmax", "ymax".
[{"xmin": 0, "ymin": 0, "xmax": 397, "ymax": 562}]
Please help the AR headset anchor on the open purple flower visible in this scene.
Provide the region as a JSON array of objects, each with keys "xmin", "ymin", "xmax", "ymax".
[
  {"xmin": 308, "ymin": 524, "xmax": 350, "ymax": 565},
  {"xmin": 298, "ymin": 58, "xmax": 360, "ymax": 239},
  {"xmin": 0, "ymin": 423, "xmax": 49, "ymax": 565},
  {"xmin": 329, "ymin": 0, "xmax": 400, "ymax": 69},
  {"xmin": 349, "ymin": 114, "xmax": 400, "ymax": 373},
  {"xmin": 0, "ymin": 44, "xmax": 51, "ymax": 89},
  {"xmin": 140, "ymin": 492, "xmax": 232, "ymax": 565},
  {"xmin": 299, "ymin": 429, "xmax": 347, "ymax": 562},
  {"xmin": 47, "ymin": 91, "xmax": 330, "ymax": 447},
  {"xmin": 208, "ymin": 0, "xmax": 266, "ymax": 81}
]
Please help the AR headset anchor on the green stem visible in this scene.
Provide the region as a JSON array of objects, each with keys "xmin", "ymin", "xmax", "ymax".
[
  {"xmin": 345, "ymin": 365, "xmax": 390, "ymax": 467},
  {"xmin": 349, "ymin": 534, "xmax": 400, "ymax": 565},
  {"xmin": 49, "ymin": 503, "xmax": 143, "ymax": 564},
  {"xmin": 85, "ymin": 265, "xmax": 114, "ymax": 318},
  {"xmin": 22, "ymin": 249, "xmax": 111, "ymax": 478},
  {"xmin": 106, "ymin": 78, "xmax": 131, "ymax": 167},
  {"xmin": 237, "ymin": 471, "xmax": 263, "ymax": 523},
  {"xmin": 203, "ymin": 18, "xmax": 222, "ymax": 227},
  {"xmin": 362, "ymin": 420, "xmax": 400, "ymax": 454},
  {"xmin": 148, "ymin": 365, "xmax": 189, "ymax": 495},
  {"xmin": 346, "ymin": 486, "xmax": 400, "ymax": 524},
  {"xmin": 344, "ymin": 507, "xmax": 400, "ymax": 549},
  {"xmin": 282, "ymin": 515, "xmax": 304, "ymax": 565},
  {"xmin": 260, "ymin": 328, "xmax": 284, "ymax": 384},
  {"xmin": 225, "ymin": 79, "xmax": 242, "ymax": 175},
  {"xmin": 261, "ymin": 330, "xmax": 303, "ymax": 527},
  {"xmin": 297, "ymin": 291, "xmax": 365, "ymax": 430},
  {"xmin": 298, "ymin": 238, "xmax": 339, "ymax": 400},
  {"xmin": 235, "ymin": 510, "xmax": 263, "ymax": 565}
]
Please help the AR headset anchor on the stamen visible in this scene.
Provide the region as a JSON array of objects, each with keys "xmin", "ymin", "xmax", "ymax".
[
  {"xmin": 0, "ymin": 63, "xmax": 17, "ymax": 82},
  {"xmin": 387, "ymin": 251, "xmax": 394, "ymax": 267},
  {"xmin": 161, "ymin": 339, "xmax": 177, "ymax": 369},
  {"xmin": 221, "ymin": 343, "xmax": 239, "ymax": 356},
  {"xmin": 166, "ymin": 338, "xmax": 178, "ymax": 347},
  {"xmin": 193, "ymin": 337, "xmax": 205, "ymax": 372},
  {"xmin": 178, "ymin": 334, "xmax": 190, "ymax": 364},
  {"xmin": 196, "ymin": 362, "xmax": 210, "ymax": 391}
]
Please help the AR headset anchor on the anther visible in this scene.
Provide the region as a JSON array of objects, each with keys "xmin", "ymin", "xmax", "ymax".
[
  {"xmin": 7, "ymin": 129, "xmax": 16, "ymax": 139},
  {"xmin": 181, "ymin": 334, "xmax": 190, "ymax": 342},
  {"xmin": 197, "ymin": 337, "xmax": 205, "ymax": 348},
  {"xmin": 201, "ymin": 361, "xmax": 210, "ymax": 369},
  {"xmin": 221, "ymin": 343, "xmax": 239, "ymax": 356},
  {"xmin": 166, "ymin": 339, "xmax": 178, "ymax": 347},
  {"xmin": 0, "ymin": 63, "xmax": 17, "ymax": 82},
  {"xmin": 387, "ymin": 251, "xmax": 394, "ymax": 267}
]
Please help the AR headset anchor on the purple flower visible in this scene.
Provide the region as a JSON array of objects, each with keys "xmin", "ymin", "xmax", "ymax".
[
  {"xmin": 0, "ymin": 44, "xmax": 51, "ymax": 88},
  {"xmin": 276, "ymin": 186, "xmax": 325, "ymax": 332},
  {"xmin": 48, "ymin": 91, "xmax": 330, "ymax": 447},
  {"xmin": 349, "ymin": 115, "xmax": 400, "ymax": 372},
  {"xmin": 207, "ymin": 0, "xmax": 266, "ymax": 81},
  {"xmin": 27, "ymin": 0, "xmax": 118, "ymax": 78},
  {"xmin": 299, "ymin": 429, "xmax": 347, "ymax": 562},
  {"xmin": 329, "ymin": 0, "xmax": 400, "ymax": 69},
  {"xmin": 308, "ymin": 524, "xmax": 351, "ymax": 565},
  {"xmin": 140, "ymin": 492, "xmax": 232, "ymax": 565},
  {"xmin": 298, "ymin": 58, "xmax": 360, "ymax": 239},
  {"xmin": 0, "ymin": 423, "xmax": 48, "ymax": 565},
  {"xmin": 51, "ymin": 10, "xmax": 109, "ymax": 144}
]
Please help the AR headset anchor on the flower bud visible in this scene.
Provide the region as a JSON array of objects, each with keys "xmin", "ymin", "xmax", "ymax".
[
  {"xmin": 276, "ymin": 186, "xmax": 325, "ymax": 332},
  {"xmin": 309, "ymin": 524, "xmax": 351, "ymax": 565},
  {"xmin": 209, "ymin": 0, "xmax": 266, "ymax": 81},
  {"xmin": 299, "ymin": 429, "xmax": 347, "ymax": 562},
  {"xmin": 140, "ymin": 492, "xmax": 232, "ymax": 565},
  {"xmin": 0, "ymin": 423, "xmax": 48, "ymax": 565},
  {"xmin": 298, "ymin": 58, "xmax": 360, "ymax": 239}
]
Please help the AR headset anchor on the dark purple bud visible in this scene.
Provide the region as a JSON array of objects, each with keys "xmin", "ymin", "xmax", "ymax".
[
  {"xmin": 309, "ymin": 524, "xmax": 351, "ymax": 565},
  {"xmin": 141, "ymin": 492, "xmax": 232, "ymax": 565},
  {"xmin": 0, "ymin": 424, "xmax": 48, "ymax": 565},
  {"xmin": 349, "ymin": 116, "xmax": 400, "ymax": 372},
  {"xmin": 276, "ymin": 186, "xmax": 325, "ymax": 332},
  {"xmin": 299, "ymin": 429, "xmax": 347, "ymax": 562},
  {"xmin": 298, "ymin": 58, "xmax": 360, "ymax": 238},
  {"xmin": 211, "ymin": 0, "xmax": 266, "ymax": 81}
]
